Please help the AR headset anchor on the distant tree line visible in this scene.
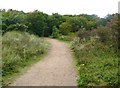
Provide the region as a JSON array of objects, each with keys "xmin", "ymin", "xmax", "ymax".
[{"xmin": 1, "ymin": 9, "xmax": 115, "ymax": 37}]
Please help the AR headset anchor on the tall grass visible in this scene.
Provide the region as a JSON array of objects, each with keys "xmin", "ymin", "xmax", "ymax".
[
  {"xmin": 2, "ymin": 31, "xmax": 50, "ymax": 85},
  {"xmin": 71, "ymin": 28, "xmax": 118, "ymax": 86}
]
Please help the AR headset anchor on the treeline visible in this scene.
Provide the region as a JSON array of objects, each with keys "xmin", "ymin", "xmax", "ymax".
[{"xmin": 1, "ymin": 9, "xmax": 113, "ymax": 37}]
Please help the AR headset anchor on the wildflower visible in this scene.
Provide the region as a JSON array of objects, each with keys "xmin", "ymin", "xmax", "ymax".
[{"xmin": 81, "ymin": 64, "xmax": 85, "ymax": 66}]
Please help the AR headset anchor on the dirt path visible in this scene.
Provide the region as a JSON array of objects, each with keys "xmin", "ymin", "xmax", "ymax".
[{"xmin": 11, "ymin": 38, "xmax": 77, "ymax": 86}]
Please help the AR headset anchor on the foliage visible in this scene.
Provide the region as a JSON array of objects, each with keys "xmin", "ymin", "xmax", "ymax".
[
  {"xmin": 2, "ymin": 9, "xmax": 105, "ymax": 37},
  {"xmin": 1, "ymin": 9, "xmax": 119, "ymax": 87},
  {"xmin": 2, "ymin": 31, "xmax": 50, "ymax": 85},
  {"xmin": 2, "ymin": 9, "xmax": 26, "ymax": 26},
  {"xmin": 98, "ymin": 14, "xmax": 113, "ymax": 26},
  {"xmin": 71, "ymin": 37, "xmax": 118, "ymax": 86},
  {"xmin": 58, "ymin": 33, "xmax": 76, "ymax": 41},
  {"xmin": 47, "ymin": 13, "xmax": 64, "ymax": 29},
  {"xmin": 2, "ymin": 9, "xmax": 26, "ymax": 34},
  {"xmin": 71, "ymin": 14, "xmax": 118, "ymax": 86},
  {"xmin": 5, "ymin": 23, "xmax": 28, "ymax": 33},
  {"xmin": 59, "ymin": 22, "xmax": 71, "ymax": 35},
  {"xmin": 25, "ymin": 10, "xmax": 47, "ymax": 36},
  {"xmin": 51, "ymin": 26, "xmax": 60, "ymax": 38}
]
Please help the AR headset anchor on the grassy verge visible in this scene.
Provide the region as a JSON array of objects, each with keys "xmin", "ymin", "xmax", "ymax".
[
  {"xmin": 2, "ymin": 31, "xmax": 51, "ymax": 86},
  {"xmin": 71, "ymin": 37, "xmax": 118, "ymax": 87},
  {"xmin": 2, "ymin": 51, "xmax": 49, "ymax": 86}
]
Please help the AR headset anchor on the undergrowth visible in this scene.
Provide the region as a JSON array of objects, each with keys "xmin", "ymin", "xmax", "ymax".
[
  {"xmin": 71, "ymin": 31, "xmax": 118, "ymax": 87},
  {"xmin": 2, "ymin": 31, "xmax": 50, "ymax": 86}
]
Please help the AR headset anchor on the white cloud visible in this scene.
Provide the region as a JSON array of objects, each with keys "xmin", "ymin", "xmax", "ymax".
[{"xmin": 0, "ymin": 0, "xmax": 119, "ymax": 17}]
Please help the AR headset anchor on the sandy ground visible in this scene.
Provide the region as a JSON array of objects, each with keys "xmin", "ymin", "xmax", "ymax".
[{"xmin": 11, "ymin": 38, "xmax": 77, "ymax": 86}]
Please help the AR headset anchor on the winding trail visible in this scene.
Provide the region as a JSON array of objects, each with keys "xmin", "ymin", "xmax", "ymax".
[{"xmin": 11, "ymin": 38, "xmax": 77, "ymax": 86}]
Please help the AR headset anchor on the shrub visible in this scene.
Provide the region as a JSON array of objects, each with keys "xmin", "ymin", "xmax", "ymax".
[
  {"xmin": 73, "ymin": 16, "xmax": 118, "ymax": 86},
  {"xmin": 2, "ymin": 23, "xmax": 8, "ymax": 34},
  {"xmin": 58, "ymin": 33, "xmax": 76, "ymax": 41},
  {"xmin": 6, "ymin": 23, "xmax": 28, "ymax": 32},
  {"xmin": 51, "ymin": 26, "xmax": 60, "ymax": 38},
  {"xmin": 59, "ymin": 22, "xmax": 71, "ymax": 35},
  {"xmin": 2, "ymin": 31, "xmax": 50, "ymax": 77},
  {"xmin": 71, "ymin": 36, "xmax": 118, "ymax": 86}
]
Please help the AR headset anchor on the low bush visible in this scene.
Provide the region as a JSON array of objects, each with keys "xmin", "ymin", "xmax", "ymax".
[
  {"xmin": 71, "ymin": 36, "xmax": 118, "ymax": 86},
  {"xmin": 2, "ymin": 31, "xmax": 50, "ymax": 85},
  {"xmin": 51, "ymin": 26, "xmax": 60, "ymax": 38},
  {"xmin": 58, "ymin": 33, "xmax": 76, "ymax": 41},
  {"xmin": 2, "ymin": 23, "xmax": 28, "ymax": 35},
  {"xmin": 6, "ymin": 23, "xmax": 28, "ymax": 32}
]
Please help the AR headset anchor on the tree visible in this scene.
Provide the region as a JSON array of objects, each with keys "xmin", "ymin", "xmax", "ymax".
[
  {"xmin": 2, "ymin": 9, "xmax": 26, "ymax": 26},
  {"xmin": 2, "ymin": 9, "xmax": 27, "ymax": 34},
  {"xmin": 66, "ymin": 17, "xmax": 80, "ymax": 32},
  {"xmin": 59, "ymin": 22, "xmax": 72, "ymax": 35},
  {"xmin": 25, "ymin": 10, "xmax": 46, "ymax": 36},
  {"xmin": 47, "ymin": 13, "xmax": 64, "ymax": 36}
]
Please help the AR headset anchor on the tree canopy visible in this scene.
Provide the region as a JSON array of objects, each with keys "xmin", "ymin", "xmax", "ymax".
[{"xmin": 1, "ymin": 9, "xmax": 115, "ymax": 37}]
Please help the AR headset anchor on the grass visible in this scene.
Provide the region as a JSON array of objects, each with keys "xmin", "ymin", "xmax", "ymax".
[
  {"xmin": 2, "ymin": 52, "xmax": 49, "ymax": 86},
  {"xmin": 2, "ymin": 31, "xmax": 51, "ymax": 86},
  {"xmin": 71, "ymin": 37, "xmax": 118, "ymax": 87}
]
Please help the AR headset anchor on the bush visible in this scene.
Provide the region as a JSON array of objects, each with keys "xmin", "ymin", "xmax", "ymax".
[
  {"xmin": 71, "ymin": 37, "xmax": 118, "ymax": 86},
  {"xmin": 59, "ymin": 22, "xmax": 71, "ymax": 35},
  {"xmin": 6, "ymin": 23, "xmax": 28, "ymax": 32},
  {"xmin": 51, "ymin": 26, "xmax": 60, "ymax": 38},
  {"xmin": 91, "ymin": 27, "xmax": 117, "ymax": 45},
  {"xmin": 73, "ymin": 16, "xmax": 118, "ymax": 86},
  {"xmin": 2, "ymin": 31, "xmax": 50, "ymax": 77},
  {"xmin": 58, "ymin": 33, "xmax": 76, "ymax": 41},
  {"xmin": 2, "ymin": 23, "xmax": 8, "ymax": 34}
]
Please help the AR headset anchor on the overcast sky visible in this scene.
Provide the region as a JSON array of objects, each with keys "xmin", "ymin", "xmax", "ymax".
[{"xmin": 0, "ymin": 0, "xmax": 119, "ymax": 18}]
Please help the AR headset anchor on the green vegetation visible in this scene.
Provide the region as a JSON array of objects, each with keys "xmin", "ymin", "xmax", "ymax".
[
  {"xmin": 1, "ymin": 9, "xmax": 119, "ymax": 87},
  {"xmin": 59, "ymin": 22, "xmax": 72, "ymax": 35},
  {"xmin": 51, "ymin": 26, "xmax": 60, "ymax": 38},
  {"xmin": 71, "ymin": 37, "xmax": 118, "ymax": 86},
  {"xmin": 71, "ymin": 15, "xmax": 119, "ymax": 86},
  {"xmin": 58, "ymin": 33, "xmax": 76, "ymax": 42},
  {"xmin": 2, "ymin": 31, "xmax": 50, "ymax": 86},
  {"xmin": 2, "ymin": 9, "xmax": 109, "ymax": 37}
]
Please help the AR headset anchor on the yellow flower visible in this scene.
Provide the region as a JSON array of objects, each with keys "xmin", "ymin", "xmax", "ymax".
[{"xmin": 81, "ymin": 64, "xmax": 84, "ymax": 66}]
